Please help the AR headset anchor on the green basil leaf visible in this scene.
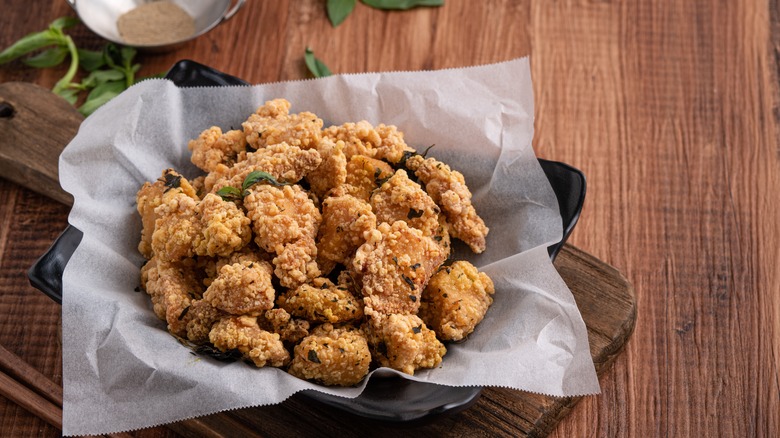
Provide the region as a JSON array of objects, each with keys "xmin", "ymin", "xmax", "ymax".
[
  {"xmin": 78, "ymin": 48, "xmax": 105, "ymax": 71},
  {"xmin": 49, "ymin": 16, "xmax": 80, "ymax": 31},
  {"xmin": 327, "ymin": 0, "xmax": 356, "ymax": 27},
  {"xmin": 361, "ymin": 0, "xmax": 443, "ymax": 10},
  {"xmin": 103, "ymin": 43, "xmax": 122, "ymax": 69},
  {"xmin": 78, "ymin": 80, "xmax": 125, "ymax": 116},
  {"xmin": 0, "ymin": 30, "xmax": 61, "ymax": 64},
  {"xmin": 304, "ymin": 47, "xmax": 332, "ymax": 78},
  {"xmin": 56, "ymin": 88, "xmax": 79, "ymax": 105},
  {"xmin": 22, "ymin": 46, "xmax": 68, "ymax": 68},
  {"xmin": 120, "ymin": 46, "xmax": 137, "ymax": 65},
  {"xmin": 216, "ymin": 186, "xmax": 242, "ymax": 202},
  {"xmin": 242, "ymin": 170, "xmax": 287, "ymax": 193}
]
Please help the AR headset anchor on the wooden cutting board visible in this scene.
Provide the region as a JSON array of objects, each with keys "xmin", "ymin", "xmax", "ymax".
[{"xmin": 0, "ymin": 82, "xmax": 636, "ymax": 437}]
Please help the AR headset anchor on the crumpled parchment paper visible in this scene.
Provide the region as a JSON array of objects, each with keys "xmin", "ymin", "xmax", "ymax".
[{"xmin": 59, "ymin": 57, "xmax": 599, "ymax": 436}]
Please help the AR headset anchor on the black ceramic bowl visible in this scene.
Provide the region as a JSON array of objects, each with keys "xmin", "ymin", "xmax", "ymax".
[{"xmin": 28, "ymin": 60, "xmax": 586, "ymax": 423}]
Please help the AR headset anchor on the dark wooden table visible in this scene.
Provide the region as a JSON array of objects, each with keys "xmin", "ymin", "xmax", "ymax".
[{"xmin": 1, "ymin": 1, "xmax": 778, "ymax": 437}]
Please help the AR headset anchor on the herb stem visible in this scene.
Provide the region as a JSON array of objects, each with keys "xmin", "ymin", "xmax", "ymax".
[{"xmin": 52, "ymin": 35, "xmax": 78, "ymax": 94}]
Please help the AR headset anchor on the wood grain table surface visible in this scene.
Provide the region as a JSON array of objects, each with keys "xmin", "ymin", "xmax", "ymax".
[{"xmin": 1, "ymin": 1, "xmax": 778, "ymax": 437}]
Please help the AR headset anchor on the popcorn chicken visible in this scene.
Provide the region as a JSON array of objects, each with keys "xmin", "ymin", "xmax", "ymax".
[
  {"xmin": 260, "ymin": 308, "xmax": 310, "ymax": 344},
  {"xmin": 419, "ymin": 261, "xmax": 495, "ymax": 341},
  {"xmin": 140, "ymin": 256, "xmax": 202, "ymax": 336},
  {"xmin": 193, "ymin": 193, "xmax": 252, "ymax": 257},
  {"xmin": 406, "ymin": 155, "xmax": 489, "ymax": 253},
  {"xmin": 305, "ymin": 137, "xmax": 347, "ymax": 200},
  {"xmin": 188, "ymin": 127, "xmax": 248, "ymax": 172},
  {"xmin": 277, "ymin": 278, "xmax": 364, "ymax": 324},
  {"xmin": 244, "ymin": 184, "xmax": 322, "ymax": 253},
  {"xmin": 203, "ymin": 260, "xmax": 275, "ymax": 315},
  {"xmin": 185, "ymin": 299, "xmax": 225, "ymax": 344},
  {"xmin": 316, "ymin": 193, "xmax": 376, "ymax": 273},
  {"xmin": 323, "ymin": 120, "xmax": 380, "ymax": 159},
  {"xmin": 370, "ymin": 169, "xmax": 440, "ymax": 237},
  {"xmin": 209, "ymin": 316, "xmax": 290, "ymax": 367},
  {"xmin": 374, "ymin": 124, "xmax": 415, "ymax": 164},
  {"xmin": 353, "ymin": 221, "xmax": 446, "ymax": 315},
  {"xmin": 342, "ymin": 155, "xmax": 394, "ymax": 202},
  {"xmin": 363, "ymin": 312, "xmax": 446, "ymax": 375},
  {"xmin": 243, "ymin": 99, "xmax": 323, "ymax": 150},
  {"xmin": 137, "ymin": 169, "xmax": 198, "ymax": 259},
  {"xmin": 272, "ymin": 237, "xmax": 321, "ymax": 289},
  {"xmin": 288, "ymin": 323, "xmax": 371, "ymax": 386}
]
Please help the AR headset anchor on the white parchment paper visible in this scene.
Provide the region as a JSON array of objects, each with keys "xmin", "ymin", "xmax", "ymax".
[{"xmin": 59, "ymin": 58, "xmax": 599, "ymax": 436}]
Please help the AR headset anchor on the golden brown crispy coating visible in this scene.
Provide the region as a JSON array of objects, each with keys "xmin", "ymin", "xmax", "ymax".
[
  {"xmin": 188, "ymin": 127, "xmax": 248, "ymax": 172},
  {"xmin": 287, "ymin": 323, "xmax": 371, "ymax": 386},
  {"xmin": 272, "ymin": 237, "xmax": 321, "ymax": 289},
  {"xmin": 185, "ymin": 299, "xmax": 225, "ymax": 344},
  {"xmin": 209, "ymin": 316, "xmax": 290, "ymax": 367},
  {"xmin": 193, "ymin": 193, "xmax": 252, "ymax": 257},
  {"xmin": 140, "ymin": 257, "xmax": 202, "ymax": 336},
  {"xmin": 322, "ymin": 121, "xmax": 380, "ymax": 159},
  {"xmin": 277, "ymin": 277, "xmax": 364, "ymax": 324},
  {"xmin": 244, "ymin": 184, "xmax": 322, "ymax": 254},
  {"xmin": 203, "ymin": 260, "xmax": 275, "ymax": 315},
  {"xmin": 363, "ymin": 312, "xmax": 446, "ymax": 375},
  {"xmin": 260, "ymin": 308, "xmax": 310, "ymax": 344},
  {"xmin": 243, "ymin": 99, "xmax": 323, "ymax": 150},
  {"xmin": 137, "ymin": 169, "xmax": 198, "ymax": 259},
  {"xmin": 316, "ymin": 193, "xmax": 376, "ymax": 273},
  {"xmin": 406, "ymin": 155, "xmax": 488, "ymax": 253},
  {"xmin": 305, "ymin": 138, "xmax": 347, "ymax": 200},
  {"xmin": 370, "ymin": 169, "xmax": 440, "ymax": 237},
  {"xmin": 151, "ymin": 191, "xmax": 201, "ymax": 262},
  {"xmin": 419, "ymin": 261, "xmax": 495, "ymax": 341},
  {"xmin": 374, "ymin": 124, "xmax": 416, "ymax": 164},
  {"xmin": 342, "ymin": 155, "xmax": 395, "ymax": 202},
  {"xmin": 352, "ymin": 221, "xmax": 446, "ymax": 315},
  {"xmin": 204, "ymin": 142, "xmax": 322, "ymax": 193}
]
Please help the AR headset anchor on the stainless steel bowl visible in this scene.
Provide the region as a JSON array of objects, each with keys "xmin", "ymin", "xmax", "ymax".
[{"xmin": 66, "ymin": 0, "xmax": 245, "ymax": 50}]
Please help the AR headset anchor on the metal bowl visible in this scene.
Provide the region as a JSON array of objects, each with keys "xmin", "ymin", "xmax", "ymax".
[{"xmin": 66, "ymin": 0, "xmax": 245, "ymax": 51}]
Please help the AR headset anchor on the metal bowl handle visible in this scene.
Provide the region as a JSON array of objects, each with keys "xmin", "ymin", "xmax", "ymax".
[{"xmin": 222, "ymin": 0, "xmax": 245, "ymax": 22}]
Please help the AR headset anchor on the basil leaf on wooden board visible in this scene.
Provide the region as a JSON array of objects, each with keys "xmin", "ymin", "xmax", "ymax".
[
  {"xmin": 327, "ymin": 0, "xmax": 357, "ymax": 27},
  {"xmin": 78, "ymin": 80, "xmax": 125, "ymax": 116},
  {"xmin": 22, "ymin": 46, "xmax": 69, "ymax": 68},
  {"xmin": 304, "ymin": 47, "xmax": 333, "ymax": 78},
  {"xmin": 361, "ymin": 0, "xmax": 444, "ymax": 10},
  {"xmin": 78, "ymin": 48, "xmax": 105, "ymax": 71},
  {"xmin": 0, "ymin": 30, "xmax": 61, "ymax": 64}
]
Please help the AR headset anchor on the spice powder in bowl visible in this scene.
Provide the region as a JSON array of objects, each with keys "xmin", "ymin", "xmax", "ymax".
[{"xmin": 117, "ymin": 1, "xmax": 195, "ymax": 46}]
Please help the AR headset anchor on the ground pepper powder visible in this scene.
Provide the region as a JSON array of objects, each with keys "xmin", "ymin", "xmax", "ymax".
[{"xmin": 117, "ymin": 1, "xmax": 195, "ymax": 46}]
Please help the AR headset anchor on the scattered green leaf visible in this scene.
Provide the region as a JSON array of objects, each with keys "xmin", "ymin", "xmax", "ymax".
[
  {"xmin": 78, "ymin": 48, "xmax": 105, "ymax": 71},
  {"xmin": 23, "ymin": 46, "xmax": 68, "ymax": 68},
  {"xmin": 327, "ymin": 0, "xmax": 357, "ymax": 27},
  {"xmin": 361, "ymin": 0, "xmax": 444, "ymax": 10},
  {"xmin": 78, "ymin": 80, "xmax": 124, "ymax": 116},
  {"xmin": 216, "ymin": 186, "xmax": 243, "ymax": 202},
  {"xmin": 304, "ymin": 47, "xmax": 332, "ymax": 78},
  {"xmin": 308, "ymin": 349, "xmax": 321, "ymax": 363},
  {"xmin": 242, "ymin": 170, "xmax": 287, "ymax": 193}
]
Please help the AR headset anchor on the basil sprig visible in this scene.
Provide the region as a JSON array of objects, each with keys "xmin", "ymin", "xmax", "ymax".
[
  {"xmin": 0, "ymin": 17, "xmax": 156, "ymax": 116},
  {"xmin": 216, "ymin": 170, "xmax": 289, "ymax": 202}
]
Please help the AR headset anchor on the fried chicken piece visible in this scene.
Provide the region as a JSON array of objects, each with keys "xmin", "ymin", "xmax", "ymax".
[
  {"xmin": 204, "ymin": 142, "xmax": 321, "ymax": 193},
  {"xmin": 277, "ymin": 277, "xmax": 364, "ymax": 324},
  {"xmin": 433, "ymin": 214, "xmax": 452, "ymax": 257},
  {"xmin": 305, "ymin": 138, "xmax": 347, "ymax": 200},
  {"xmin": 352, "ymin": 221, "xmax": 446, "ymax": 315},
  {"xmin": 193, "ymin": 193, "xmax": 252, "ymax": 257},
  {"xmin": 151, "ymin": 190, "xmax": 201, "ymax": 262},
  {"xmin": 243, "ymin": 99, "xmax": 323, "ymax": 150},
  {"xmin": 374, "ymin": 124, "xmax": 416, "ymax": 164},
  {"xmin": 260, "ymin": 308, "xmax": 310, "ymax": 344},
  {"xmin": 188, "ymin": 127, "xmax": 248, "ymax": 172},
  {"xmin": 209, "ymin": 316, "xmax": 290, "ymax": 367},
  {"xmin": 419, "ymin": 261, "xmax": 495, "ymax": 341},
  {"xmin": 140, "ymin": 257, "xmax": 202, "ymax": 336},
  {"xmin": 185, "ymin": 299, "xmax": 225, "ymax": 344},
  {"xmin": 137, "ymin": 169, "xmax": 198, "ymax": 259},
  {"xmin": 323, "ymin": 121, "xmax": 380, "ymax": 159},
  {"xmin": 287, "ymin": 323, "xmax": 371, "ymax": 386},
  {"xmin": 272, "ymin": 237, "xmax": 321, "ymax": 289},
  {"xmin": 316, "ymin": 193, "xmax": 376, "ymax": 274},
  {"xmin": 203, "ymin": 260, "xmax": 275, "ymax": 315},
  {"xmin": 406, "ymin": 155, "xmax": 489, "ymax": 253},
  {"xmin": 215, "ymin": 246, "xmax": 271, "ymax": 273},
  {"xmin": 244, "ymin": 184, "xmax": 322, "ymax": 253},
  {"xmin": 363, "ymin": 312, "xmax": 446, "ymax": 375},
  {"xmin": 342, "ymin": 155, "xmax": 395, "ymax": 202},
  {"xmin": 370, "ymin": 169, "xmax": 440, "ymax": 237}
]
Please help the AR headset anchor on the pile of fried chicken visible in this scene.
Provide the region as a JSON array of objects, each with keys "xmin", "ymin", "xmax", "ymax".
[{"xmin": 137, "ymin": 99, "xmax": 495, "ymax": 386}]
